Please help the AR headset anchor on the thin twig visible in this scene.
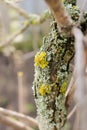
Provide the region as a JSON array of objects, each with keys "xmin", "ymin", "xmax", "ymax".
[
  {"xmin": 0, "ymin": 21, "xmax": 30, "ymax": 48},
  {"xmin": 73, "ymin": 27, "xmax": 86, "ymax": 102},
  {"xmin": 67, "ymin": 105, "xmax": 77, "ymax": 120},
  {"xmin": 65, "ymin": 74, "xmax": 75, "ymax": 97},
  {"xmin": 0, "ymin": 107, "xmax": 38, "ymax": 128},
  {"xmin": 77, "ymin": 0, "xmax": 87, "ymax": 26},
  {"xmin": 0, "ymin": 0, "xmax": 51, "ymax": 22},
  {"xmin": 0, "ymin": 0, "xmax": 30, "ymax": 19},
  {"xmin": 0, "ymin": 114, "xmax": 33, "ymax": 130},
  {"xmin": 23, "ymin": 50, "xmax": 38, "ymax": 60},
  {"xmin": 0, "ymin": 11, "xmax": 51, "ymax": 48},
  {"xmin": 0, "ymin": 12, "xmax": 7, "ymax": 41},
  {"xmin": 17, "ymin": 71, "xmax": 24, "ymax": 113}
]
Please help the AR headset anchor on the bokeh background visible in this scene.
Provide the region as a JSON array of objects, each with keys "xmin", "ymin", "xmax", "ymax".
[{"xmin": 0, "ymin": 1, "xmax": 50, "ymax": 129}]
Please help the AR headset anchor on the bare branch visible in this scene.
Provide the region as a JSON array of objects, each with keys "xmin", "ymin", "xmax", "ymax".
[
  {"xmin": 72, "ymin": 27, "xmax": 87, "ymax": 130},
  {"xmin": 0, "ymin": 0, "xmax": 51, "ymax": 21},
  {"xmin": 23, "ymin": 50, "xmax": 38, "ymax": 60},
  {"xmin": 0, "ymin": 10, "xmax": 50, "ymax": 48},
  {"xmin": 73, "ymin": 27, "xmax": 86, "ymax": 103},
  {"xmin": 0, "ymin": 21, "xmax": 30, "ymax": 48},
  {"xmin": 0, "ymin": 107, "xmax": 38, "ymax": 128},
  {"xmin": 65, "ymin": 74, "xmax": 75, "ymax": 97},
  {"xmin": 45, "ymin": 0, "xmax": 73, "ymax": 30},
  {"xmin": 67, "ymin": 105, "xmax": 77, "ymax": 120},
  {"xmin": 0, "ymin": 0, "xmax": 30, "ymax": 19},
  {"xmin": 0, "ymin": 114, "xmax": 34, "ymax": 130},
  {"xmin": 77, "ymin": 1, "xmax": 86, "ymax": 26}
]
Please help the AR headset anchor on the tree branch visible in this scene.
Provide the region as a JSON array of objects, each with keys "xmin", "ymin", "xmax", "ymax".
[
  {"xmin": 0, "ymin": 0, "xmax": 30, "ymax": 19},
  {"xmin": 23, "ymin": 50, "xmax": 38, "ymax": 60},
  {"xmin": 67, "ymin": 105, "xmax": 77, "ymax": 120},
  {"xmin": 0, "ymin": 0, "xmax": 51, "ymax": 22},
  {"xmin": 0, "ymin": 21, "xmax": 30, "ymax": 48},
  {"xmin": 73, "ymin": 27, "xmax": 86, "ymax": 103},
  {"xmin": 0, "ymin": 10, "xmax": 51, "ymax": 48},
  {"xmin": 0, "ymin": 107, "xmax": 38, "ymax": 128},
  {"xmin": 65, "ymin": 74, "xmax": 75, "ymax": 97},
  {"xmin": 72, "ymin": 27, "xmax": 87, "ymax": 130},
  {"xmin": 45, "ymin": 0, "xmax": 73, "ymax": 31},
  {"xmin": 0, "ymin": 114, "xmax": 34, "ymax": 130}
]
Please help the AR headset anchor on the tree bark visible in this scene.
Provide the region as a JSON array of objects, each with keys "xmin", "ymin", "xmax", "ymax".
[
  {"xmin": 33, "ymin": 20, "xmax": 74, "ymax": 130},
  {"xmin": 33, "ymin": 2, "xmax": 87, "ymax": 130},
  {"xmin": 45, "ymin": 0, "xmax": 73, "ymax": 31}
]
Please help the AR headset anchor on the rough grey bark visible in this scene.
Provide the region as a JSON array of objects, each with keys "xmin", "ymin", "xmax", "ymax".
[{"xmin": 33, "ymin": 2, "xmax": 87, "ymax": 130}]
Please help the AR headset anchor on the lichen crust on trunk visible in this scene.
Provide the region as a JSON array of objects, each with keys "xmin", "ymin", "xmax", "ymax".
[
  {"xmin": 33, "ymin": 4, "xmax": 87, "ymax": 130},
  {"xmin": 33, "ymin": 21, "xmax": 74, "ymax": 130}
]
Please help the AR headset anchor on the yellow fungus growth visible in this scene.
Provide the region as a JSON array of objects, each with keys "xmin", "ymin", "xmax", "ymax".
[
  {"xmin": 39, "ymin": 85, "xmax": 46, "ymax": 96},
  {"xmin": 45, "ymin": 84, "xmax": 51, "ymax": 94},
  {"xmin": 62, "ymin": 0, "xmax": 65, "ymax": 3},
  {"xmin": 35, "ymin": 52, "xmax": 48, "ymax": 69},
  {"xmin": 39, "ymin": 84, "xmax": 51, "ymax": 96},
  {"xmin": 60, "ymin": 81, "xmax": 67, "ymax": 94},
  {"xmin": 73, "ymin": 6, "xmax": 76, "ymax": 10}
]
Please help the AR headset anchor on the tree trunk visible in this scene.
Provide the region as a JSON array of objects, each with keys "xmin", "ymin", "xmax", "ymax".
[
  {"xmin": 33, "ymin": 19, "xmax": 74, "ymax": 129},
  {"xmin": 33, "ymin": 2, "xmax": 87, "ymax": 130}
]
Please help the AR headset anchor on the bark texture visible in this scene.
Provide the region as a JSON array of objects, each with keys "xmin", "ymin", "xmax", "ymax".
[{"xmin": 33, "ymin": 2, "xmax": 87, "ymax": 130}]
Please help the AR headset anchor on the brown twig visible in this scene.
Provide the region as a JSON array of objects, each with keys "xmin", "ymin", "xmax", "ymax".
[
  {"xmin": 72, "ymin": 27, "xmax": 87, "ymax": 130},
  {"xmin": 0, "ymin": 107, "xmax": 38, "ymax": 128},
  {"xmin": 0, "ymin": 114, "xmax": 34, "ymax": 130},
  {"xmin": 23, "ymin": 50, "xmax": 38, "ymax": 60},
  {"xmin": 65, "ymin": 74, "xmax": 75, "ymax": 97},
  {"xmin": 67, "ymin": 105, "xmax": 77, "ymax": 120},
  {"xmin": 73, "ymin": 27, "xmax": 86, "ymax": 102},
  {"xmin": 0, "ymin": 10, "xmax": 50, "ymax": 48},
  {"xmin": 77, "ymin": 0, "xmax": 87, "ymax": 26},
  {"xmin": 0, "ymin": 21, "xmax": 30, "ymax": 48},
  {"xmin": 45, "ymin": 0, "xmax": 73, "ymax": 30},
  {"xmin": 17, "ymin": 71, "xmax": 24, "ymax": 113},
  {"xmin": 0, "ymin": 0, "xmax": 30, "ymax": 19}
]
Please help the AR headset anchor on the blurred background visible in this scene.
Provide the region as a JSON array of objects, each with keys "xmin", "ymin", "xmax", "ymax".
[{"xmin": 0, "ymin": 0, "xmax": 50, "ymax": 129}]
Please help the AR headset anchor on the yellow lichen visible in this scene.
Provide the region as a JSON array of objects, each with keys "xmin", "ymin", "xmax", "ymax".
[
  {"xmin": 45, "ymin": 84, "xmax": 51, "ymax": 94},
  {"xmin": 39, "ymin": 85, "xmax": 46, "ymax": 96},
  {"xmin": 59, "ymin": 81, "xmax": 67, "ymax": 94},
  {"xmin": 73, "ymin": 6, "xmax": 77, "ymax": 10},
  {"xmin": 35, "ymin": 52, "xmax": 48, "ymax": 69},
  {"xmin": 62, "ymin": 0, "xmax": 65, "ymax": 3},
  {"xmin": 39, "ymin": 84, "xmax": 51, "ymax": 96}
]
